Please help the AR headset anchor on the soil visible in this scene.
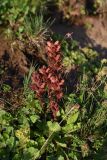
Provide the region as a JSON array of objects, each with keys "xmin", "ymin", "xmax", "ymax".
[
  {"xmin": 0, "ymin": 30, "xmax": 28, "ymax": 111},
  {"xmin": 52, "ymin": 15, "xmax": 107, "ymax": 58},
  {"xmin": 0, "ymin": 31, "xmax": 29, "ymax": 85}
]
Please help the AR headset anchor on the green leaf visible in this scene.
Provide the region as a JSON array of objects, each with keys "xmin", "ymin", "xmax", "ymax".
[
  {"xmin": 37, "ymin": 136, "xmax": 45, "ymax": 146},
  {"xmin": 30, "ymin": 115, "xmax": 39, "ymax": 123},
  {"xmin": 2, "ymin": 84, "xmax": 11, "ymax": 92},
  {"xmin": 13, "ymin": 154, "xmax": 21, "ymax": 160},
  {"xmin": 24, "ymin": 147, "xmax": 40, "ymax": 160},
  {"xmin": 6, "ymin": 126, "xmax": 13, "ymax": 134},
  {"xmin": 67, "ymin": 110, "xmax": 79, "ymax": 124},
  {"xmin": 28, "ymin": 140, "xmax": 38, "ymax": 147},
  {"xmin": 6, "ymin": 137, "xmax": 15, "ymax": 148},
  {"xmin": 3, "ymin": 133, "xmax": 9, "ymax": 139},
  {"xmin": 47, "ymin": 121, "xmax": 61, "ymax": 132},
  {"xmin": 56, "ymin": 110, "xmax": 61, "ymax": 117},
  {"xmin": 58, "ymin": 155, "xmax": 64, "ymax": 160},
  {"xmin": 0, "ymin": 109, "xmax": 6, "ymax": 116},
  {"xmin": 56, "ymin": 141, "xmax": 67, "ymax": 148},
  {"xmin": 18, "ymin": 26, "xmax": 24, "ymax": 33},
  {"xmin": 27, "ymin": 147, "xmax": 38, "ymax": 154},
  {"xmin": 69, "ymin": 151, "xmax": 78, "ymax": 160},
  {"xmin": 62, "ymin": 123, "xmax": 81, "ymax": 133}
]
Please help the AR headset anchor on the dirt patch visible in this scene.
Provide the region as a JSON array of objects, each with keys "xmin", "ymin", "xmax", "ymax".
[
  {"xmin": 52, "ymin": 15, "xmax": 107, "ymax": 58},
  {"xmin": 0, "ymin": 37, "xmax": 28, "ymax": 74},
  {"xmin": 0, "ymin": 30, "xmax": 30, "ymax": 88},
  {"xmin": 0, "ymin": 31, "xmax": 27, "ymax": 112}
]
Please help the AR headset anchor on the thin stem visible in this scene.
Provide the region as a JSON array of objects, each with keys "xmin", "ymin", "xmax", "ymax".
[{"xmin": 36, "ymin": 103, "xmax": 78, "ymax": 159}]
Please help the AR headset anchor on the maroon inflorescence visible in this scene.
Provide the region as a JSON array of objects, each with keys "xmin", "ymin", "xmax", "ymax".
[{"xmin": 31, "ymin": 41, "xmax": 64, "ymax": 118}]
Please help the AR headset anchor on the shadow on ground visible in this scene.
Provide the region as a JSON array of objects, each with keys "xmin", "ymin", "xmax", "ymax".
[{"xmin": 52, "ymin": 19, "xmax": 107, "ymax": 58}]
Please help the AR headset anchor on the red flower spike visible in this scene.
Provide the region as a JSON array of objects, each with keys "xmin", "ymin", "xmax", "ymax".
[
  {"xmin": 50, "ymin": 76, "xmax": 58, "ymax": 83},
  {"xmin": 30, "ymin": 40, "xmax": 64, "ymax": 118},
  {"xmin": 56, "ymin": 92, "xmax": 63, "ymax": 100},
  {"xmin": 59, "ymin": 79, "xmax": 64, "ymax": 86},
  {"xmin": 46, "ymin": 41, "xmax": 61, "ymax": 55},
  {"xmin": 47, "ymin": 41, "xmax": 52, "ymax": 47},
  {"xmin": 39, "ymin": 65, "xmax": 47, "ymax": 74},
  {"xmin": 54, "ymin": 54, "xmax": 61, "ymax": 61},
  {"xmin": 49, "ymin": 100, "xmax": 59, "ymax": 118},
  {"xmin": 46, "ymin": 68, "xmax": 50, "ymax": 73},
  {"xmin": 54, "ymin": 41, "xmax": 59, "ymax": 45}
]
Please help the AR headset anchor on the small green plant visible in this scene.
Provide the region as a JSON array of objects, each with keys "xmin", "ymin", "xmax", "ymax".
[
  {"xmin": 57, "ymin": 0, "xmax": 86, "ymax": 22},
  {"xmin": 2, "ymin": 84, "xmax": 11, "ymax": 93},
  {"xmin": 10, "ymin": 14, "xmax": 51, "ymax": 65},
  {"xmin": 0, "ymin": 0, "xmax": 48, "ymax": 26}
]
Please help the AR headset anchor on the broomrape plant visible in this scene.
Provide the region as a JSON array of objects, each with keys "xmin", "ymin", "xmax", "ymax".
[{"xmin": 31, "ymin": 41, "xmax": 64, "ymax": 118}]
